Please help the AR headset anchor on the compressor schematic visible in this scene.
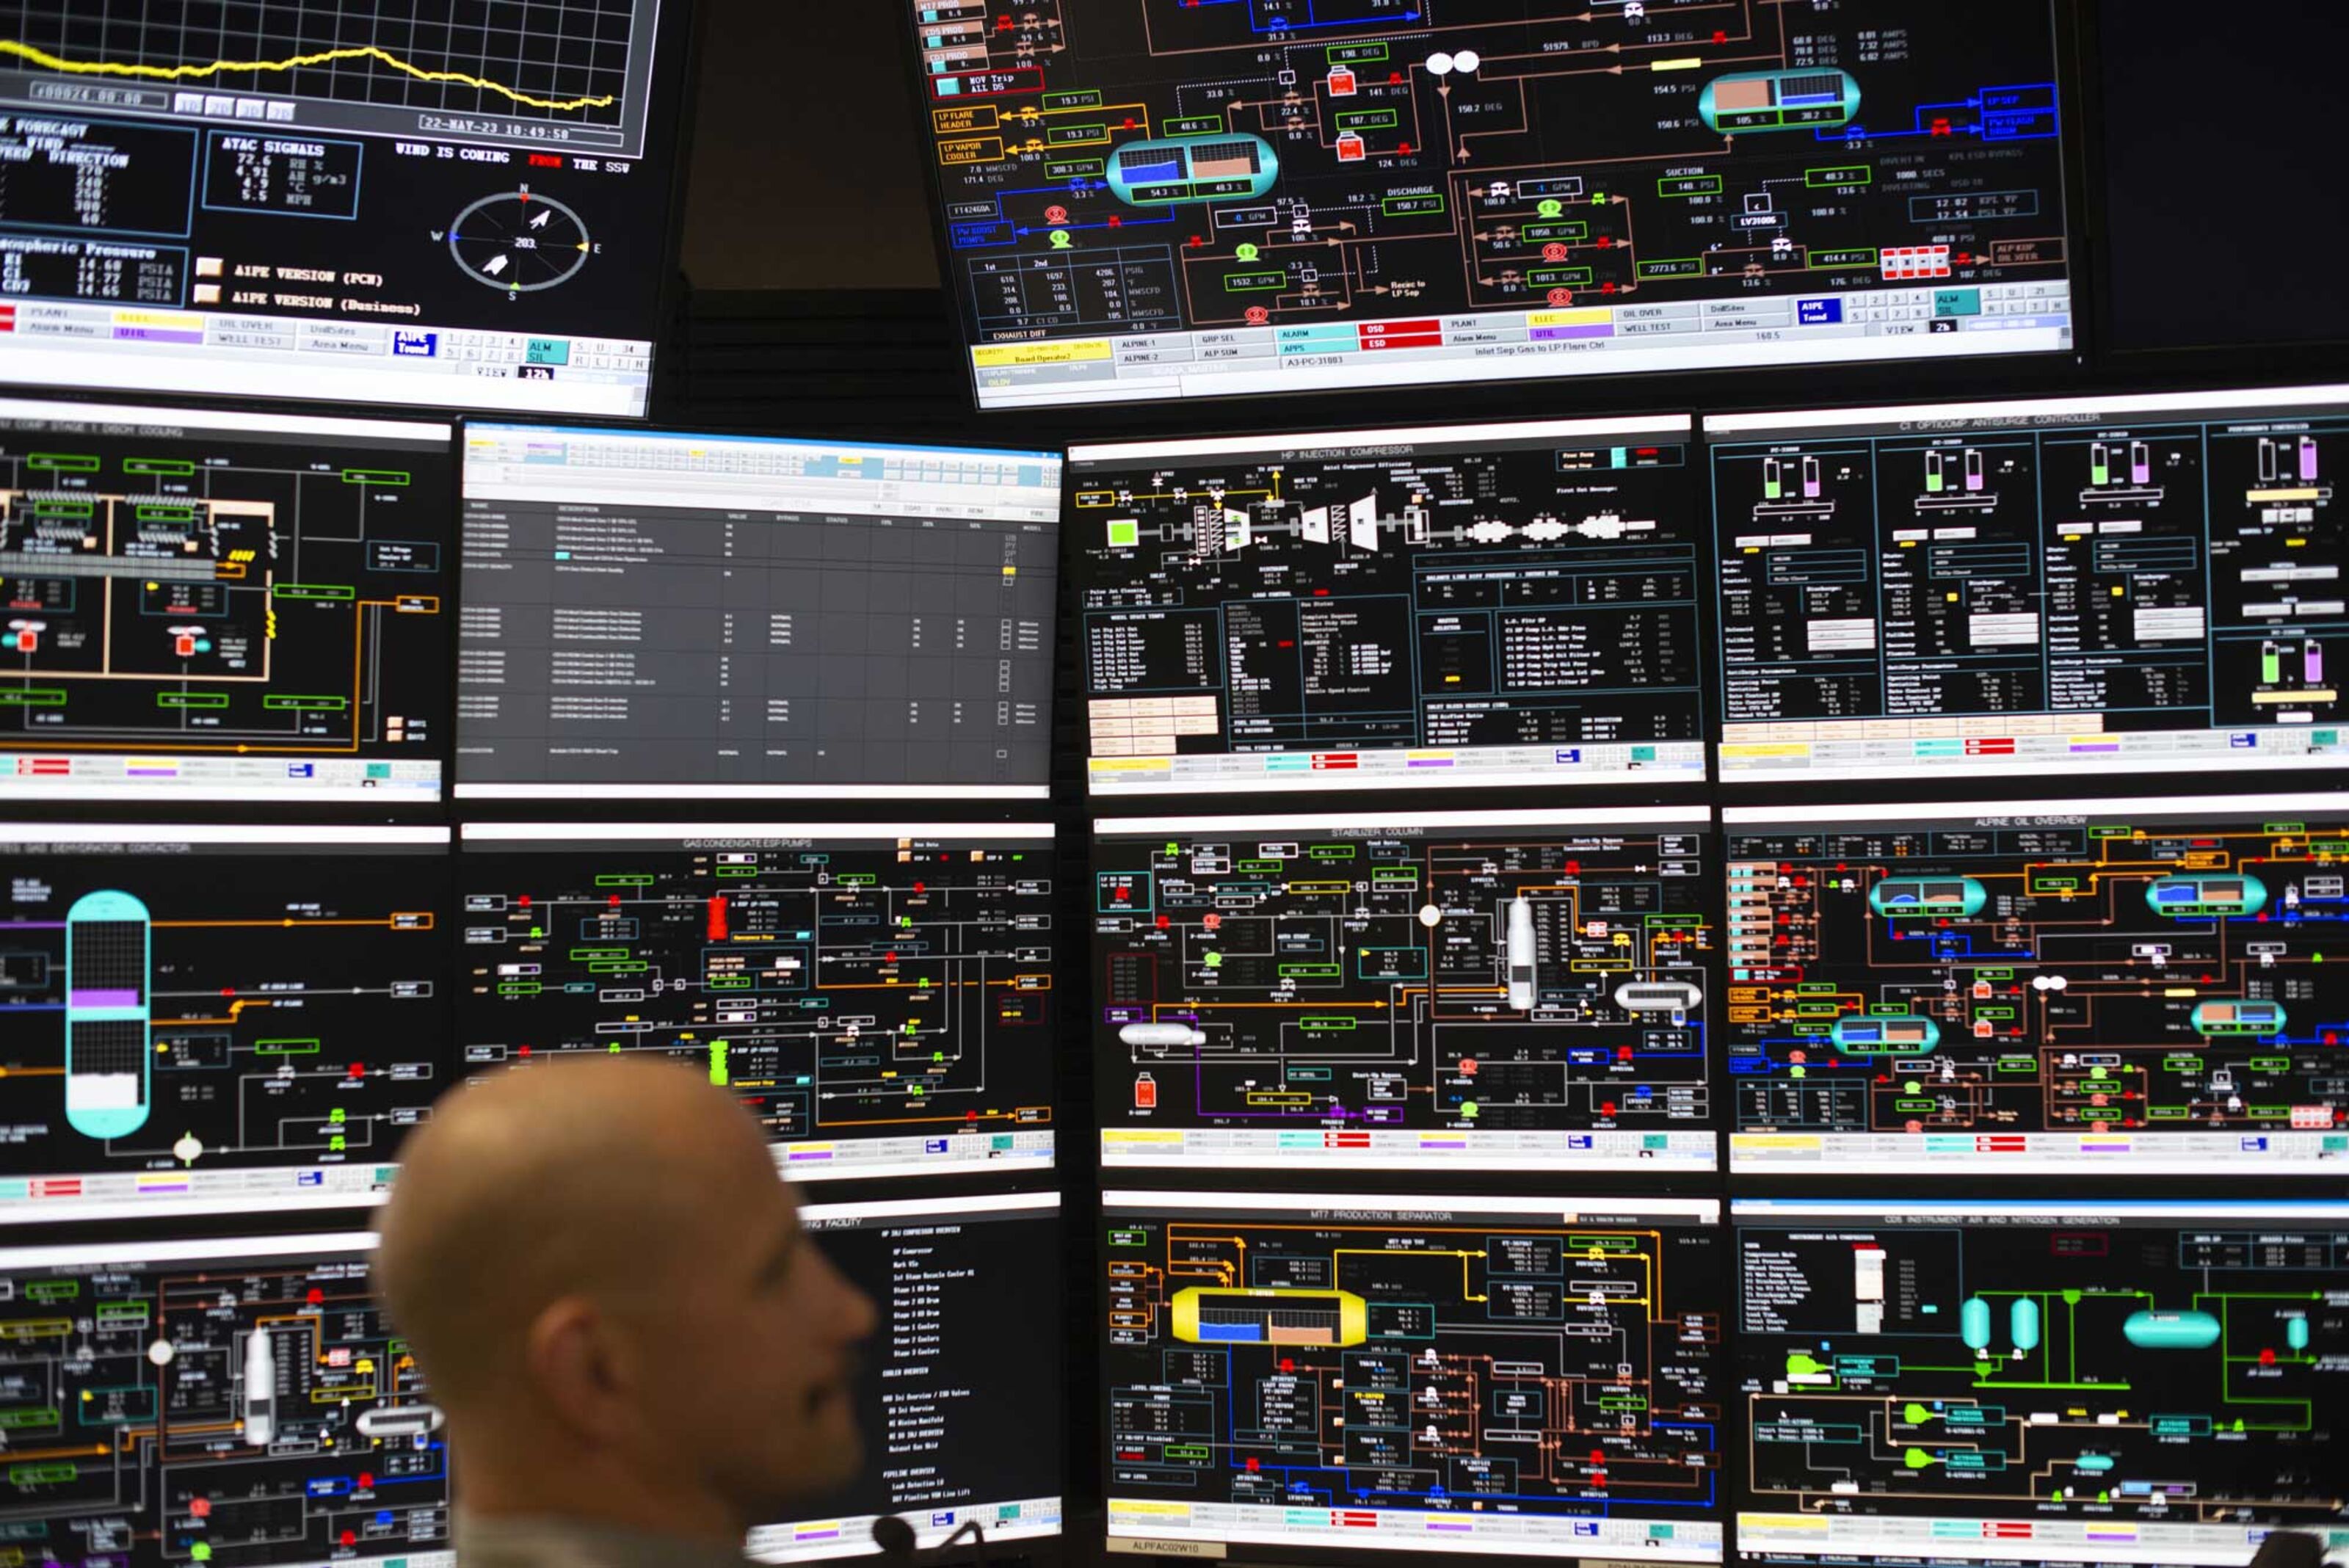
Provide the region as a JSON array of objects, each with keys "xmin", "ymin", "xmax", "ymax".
[
  {"xmin": 910, "ymin": 0, "xmax": 2074, "ymax": 409},
  {"xmin": 1707, "ymin": 385, "xmax": 2349, "ymax": 783},
  {"xmin": 1072, "ymin": 415, "xmax": 1705, "ymax": 794},
  {"xmin": 0, "ymin": 824, "xmax": 451, "ymax": 1222},
  {"xmin": 1733, "ymin": 1198, "xmax": 2349, "ymax": 1568},
  {"xmin": 1094, "ymin": 808, "xmax": 1716, "ymax": 1169},
  {"xmin": 0, "ymin": 399, "xmax": 452, "ymax": 802},
  {"xmin": 0, "ymin": 1231, "xmax": 449, "ymax": 1568},
  {"xmin": 1724, "ymin": 794, "xmax": 2349, "ymax": 1175},
  {"xmin": 1103, "ymin": 1191, "xmax": 1726, "ymax": 1562},
  {"xmin": 457, "ymin": 824, "xmax": 1057, "ymax": 1181}
]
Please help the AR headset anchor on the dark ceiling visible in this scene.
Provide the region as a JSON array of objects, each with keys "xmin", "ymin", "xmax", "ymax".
[{"xmin": 678, "ymin": 0, "xmax": 944, "ymax": 291}]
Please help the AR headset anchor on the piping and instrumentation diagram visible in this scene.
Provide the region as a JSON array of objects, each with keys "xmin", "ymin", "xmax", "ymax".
[
  {"xmin": 458, "ymin": 832, "xmax": 1055, "ymax": 1150},
  {"xmin": 0, "ymin": 828, "xmax": 447, "ymax": 1191},
  {"xmin": 1736, "ymin": 1209, "xmax": 2347, "ymax": 1526},
  {"xmin": 1105, "ymin": 1200, "xmax": 1724, "ymax": 1526},
  {"xmin": 1094, "ymin": 814, "xmax": 1713, "ymax": 1166},
  {"xmin": 1725, "ymin": 802, "xmax": 2349, "ymax": 1168},
  {"xmin": 0, "ymin": 427, "xmax": 447, "ymax": 772},
  {"xmin": 0, "ymin": 1236, "xmax": 447, "ymax": 1568}
]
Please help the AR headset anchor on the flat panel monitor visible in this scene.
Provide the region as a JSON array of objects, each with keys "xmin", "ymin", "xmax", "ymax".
[
  {"xmin": 1103, "ymin": 1190, "xmax": 1726, "ymax": 1562},
  {"xmin": 1706, "ymin": 384, "xmax": 2349, "ymax": 785},
  {"xmin": 1092, "ymin": 807, "xmax": 1716, "ymax": 1171},
  {"xmin": 1070, "ymin": 415, "xmax": 1705, "ymax": 796},
  {"xmin": 0, "ymin": 0, "xmax": 694, "ymax": 417},
  {"xmin": 0, "ymin": 824, "xmax": 451, "ymax": 1224},
  {"xmin": 0, "ymin": 1230, "xmax": 450, "ymax": 1568},
  {"xmin": 1732, "ymin": 1197, "xmax": 2349, "ymax": 1568},
  {"xmin": 457, "ymin": 822, "xmax": 1057, "ymax": 1183},
  {"xmin": 1723, "ymin": 792, "xmax": 2349, "ymax": 1176},
  {"xmin": 907, "ymin": 0, "xmax": 2074, "ymax": 412},
  {"xmin": 0, "ymin": 397, "xmax": 452, "ymax": 802},
  {"xmin": 749, "ymin": 1191, "xmax": 1064, "ymax": 1562},
  {"xmin": 458, "ymin": 425, "xmax": 1063, "ymax": 799}
]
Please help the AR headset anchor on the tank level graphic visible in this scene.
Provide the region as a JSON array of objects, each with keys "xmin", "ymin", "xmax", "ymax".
[
  {"xmin": 1506, "ymin": 896, "xmax": 1538, "ymax": 1010},
  {"xmin": 242, "ymin": 1327, "xmax": 278, "ymax": 1447},
  {"xmin": 1108, "ymin": 134, "xmax": 1279, "ymax": 206},
  {"xmin": 2189, "ymin": 1000, "xmax": 2286, "ymax": 1036},
  {"xmin": 355, "ymin": 1404, "xmax": 446, "ymax": 1439},
  {"xmin": 1956, "ymin": 1296, "xmax": 2041, "ymax": 1354},
  {"xmin": 1171, "ymin": 1286, "xmax": 1368, "ymax": 1348},
  {"xmin": 1698, "ymin": 69, "xmax": 1860, "ymax": 134},
  {"xmin": 1870, "ymin": 876, "xmax": 1988, "ymax": 917},
  {"xmin": 1830, "ymin": 1015, "xmax": 1941, "ymax": 1051},
  {"xmin": 1121, "ymin": 1023, "xmax": 1209, "ymax": 1048},
  {"xmin": 2144, "ymin": 874, "xmax": 2268, "ymax": 917},
  {"xmin": 64, "ymin": 889, "xmax": 152, "ymax": 1139},
  {"xmin": 1615, "ymin": 979, "xmax": 1703, "ymax": 1014},
  {"xmin": 2121, "ymin": 1309, "xmax": 2222, "ymax": 1350}
]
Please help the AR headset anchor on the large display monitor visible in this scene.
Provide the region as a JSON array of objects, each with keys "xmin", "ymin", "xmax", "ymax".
[
  {"xmin": 1732, "ymin": 1197, "xmax": 2349, "ymax": 1568},
  {"xmin": 0, "ymin": 823, "xmax": 451, "ymax": 1223},
  {"xmin": 1724, "ymin": 792, "xmax": 2349, "ymax": 1176},
  {"xmin": 1070, "ymin": 415, "xmax": 1705, "ymax": 796},
  {"xmin": 749, "ymin": 1191, "xmax": 1065, "ymax": 1564},
  {"xmin": 457, "ymin": 822, "xmax": 1057, "ymax": 1182},
  {"xmin": 0, "ymin": 396, "xmax": 453, "ymax": 802},
  {"xmin": 1093, "ymin": 807, "xmax": 1716, "ymax": 1171},
  {"xmin": 1706, "ymin": 384, "xmax": 2349, "ymax": 784},
  {"xmin": 0, "ymin": 1229, "xmax": 450, "ymax": 1568},
  {"xmin": 0, "ymin": 0, "xmax": 694, "ymax": 417},
  {"xmin": 1103, "ymin": 1190, "xmax": 1726, "ymax": 1562},
  {"xmin": 458, "ymin": 424, "xmax": 1063, "ymax": 799},
  {"xmin": 907, "ymin": 0, "xmax": 2074, "ymax": 411}
]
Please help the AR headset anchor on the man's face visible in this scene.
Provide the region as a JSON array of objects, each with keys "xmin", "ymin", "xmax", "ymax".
[{"xmin": 630, "ymin": 1158, "xmax": 876, "ymax": 1520}]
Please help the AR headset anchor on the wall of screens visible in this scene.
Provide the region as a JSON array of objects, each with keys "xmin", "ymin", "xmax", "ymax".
[
  {"xmin": 4, "ymin": 377, "xmax": 2342, "ymax": 1568},
  {"xmin": 4, "ymin": 9, "xmax": 2345, "ymax": 1562}
]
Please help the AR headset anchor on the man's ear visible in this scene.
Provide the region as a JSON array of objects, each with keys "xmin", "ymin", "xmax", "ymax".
[{"xmin": 523, "ymin": 1296, "xmax": 635, "ymax": 1442}]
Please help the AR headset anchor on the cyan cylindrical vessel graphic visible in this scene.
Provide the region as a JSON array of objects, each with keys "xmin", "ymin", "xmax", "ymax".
[
  {"xmin": 2286, "ymin": 1316, "xmax": 2311, "ymax": 1352},
  {"xmin": 2144, "ymin": 874, "xmax": 2268, "ymax": 916},
  {"xmin": 1870, "ymin": 876, "xmax": 1987, "ymax": 917},
  {"xmin": 1697, "ymin": 68, "xmax": 1861, "ymax": 134},
  {"xmin": 2010, "ymin": 1297, "xmax": 2041, "ymax": 1354},
  {"xmin": 1108, "ymin": 134, "xmax": 1279, "ymax": 206},
  {"xmin": 1831, "ymin": 1015, "xmax": 1939, "ymax": 1051},
  {"xmin": 2121, "ymin": 1310, "xmax": 2221, "ymax": 1349},
  {"xmin": 1960, "ymin": 1296, "xmax": 1992, "ymax": 1351},
  {"xmin": 2190, "ymin": 1000, "xmax": 2284, "ymax": 1036},
  {"xmin": 2074, "ymin": 1453, "xmax": 2115, "ymax": 1473},
  {"xmin": 65, "ymin": 889, "xmax": 152, "ymax": 1139}
]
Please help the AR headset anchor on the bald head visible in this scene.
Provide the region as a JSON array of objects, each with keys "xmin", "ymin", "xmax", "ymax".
[
  {"xmin": 376, "ymin": 1058, "xmax": 875, "ymax": 1537},
  {"xmin": 378, "ymin": 1058, "xmax": 767, "ymax": 1400}
]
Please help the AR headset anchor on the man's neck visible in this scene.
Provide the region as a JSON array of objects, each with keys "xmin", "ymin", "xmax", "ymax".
[
  {"xmin": 455, "ymin": 1463, "xmax": 749, "ymax": 1554},
  {"xmin": 458, "ymin": 1511, "xmax": 750, "ymax": 1568}
]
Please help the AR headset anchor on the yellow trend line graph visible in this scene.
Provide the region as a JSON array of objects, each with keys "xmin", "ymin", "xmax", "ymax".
[{"xmin": 0, "ymin": 37, "xmax": 616, "ymax": 114}]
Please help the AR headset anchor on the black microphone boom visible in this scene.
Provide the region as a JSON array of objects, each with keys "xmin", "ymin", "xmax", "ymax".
[{"xmin": 870, "ymin": 1515, "xmax": 918, "ymax": 1563}]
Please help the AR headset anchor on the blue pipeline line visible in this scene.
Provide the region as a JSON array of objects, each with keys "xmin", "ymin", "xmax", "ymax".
[
  {"xmin": 1815, "ymin": 82, "xmax": 2060, "ymax": 145},
  {"xmin": 1243, "ymin": 0, "xmax": 1421, "ymax": 32},
  {"xmin": 1885, "ymin": 923, "xmax": 2033, "ymax": 961},
  {"xmin": 1018, "ymin": 212, "xmax": 1177, "ymax": 235}
]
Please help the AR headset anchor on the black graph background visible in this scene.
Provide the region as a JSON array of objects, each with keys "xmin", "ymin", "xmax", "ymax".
[{"xmin": 1, "ymin": 0, "xmax": 639, "ymax": 126}]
